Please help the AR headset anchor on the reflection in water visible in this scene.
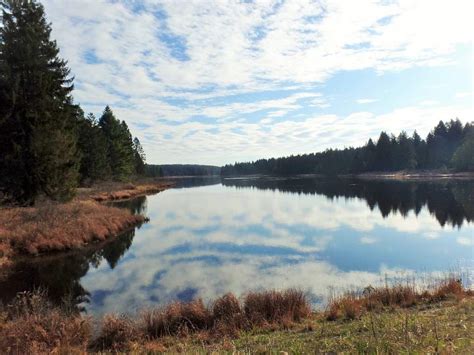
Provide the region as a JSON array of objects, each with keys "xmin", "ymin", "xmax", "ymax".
[
  {"xmin": 106, "ymin": 195, "xmax": 148, "ymax": 216},
  {"xmin": 222, "ymin": 177, "xmax": 474, "ymax": 227},
  {"xmin": 0, "ymin": 177, "xmax": 472, "ymax": 315},
  {"xmin": 0, "ymin": 229, "xmax": 138, "ymax": 312}
]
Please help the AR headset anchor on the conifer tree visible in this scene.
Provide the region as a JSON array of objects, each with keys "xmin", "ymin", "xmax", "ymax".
[
  {"xmin": 99, "ymin": 106, "xmax": 135, "ymax": 181},
  {"xmin": 77, "ymin": 111, "xmax": 110, "ymax": 183},
  {"xmin": 0, "ymin": 0, "xmax": 79, "ymax": 204},
  {"xmin": 133, "ymin": 137, "xmax": 146, "ymax": 175}
]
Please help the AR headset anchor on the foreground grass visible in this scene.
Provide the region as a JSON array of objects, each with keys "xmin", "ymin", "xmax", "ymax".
[
  {"xmin": 0, "ymin": 280, "xmax": 472, "ymax": 354},
  {"xmin": 155, "ymin": 299, "xmax": 473, "ymax": 354},
  {"xmin": 0, "ymin": 181, "xmax": 172, "ymax": 267}
]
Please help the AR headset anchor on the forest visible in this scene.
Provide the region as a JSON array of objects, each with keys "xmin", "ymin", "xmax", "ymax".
[
  {"xmin": 146, "ymin": 164, "xmax": 221, "ymax": 177},
  {"xmin": 0, "ymin": 1, "xmax": 146, "ymax": 205},
  {"xmin": 222, "ymin": 119, "xmax": 474, "ymax": 176}
]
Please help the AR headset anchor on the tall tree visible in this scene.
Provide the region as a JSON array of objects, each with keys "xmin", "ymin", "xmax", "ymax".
[
  {"xmin": 0, "ymin": 0, "xmax": 79, "ymax": 204},
  {"xmin": 99, "ymin": 106, "xmax": 134, "ymax": 181},
  {"xmin": 77, "ymin": 112, "xmax": 110, "ymax": 183},
  {"xmin": 133, "ymin": 137, "xmax": 146, "ymax": 175}
]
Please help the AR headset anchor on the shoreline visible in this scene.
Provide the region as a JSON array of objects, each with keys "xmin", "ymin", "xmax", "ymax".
[
  {"xmin": 354, "ymin": 170, "xmax": 474, "ymax": 181},
  {"xmin": 221, "ymin": 170, "xmax": 474, "ymax": 181},
  {"xmin": 1, "ymin": 279, "xmax": 472, "ymax": 353},
  {"xmin": 0, "ymin": 181, "xmax": 173, "ymax": 268}
]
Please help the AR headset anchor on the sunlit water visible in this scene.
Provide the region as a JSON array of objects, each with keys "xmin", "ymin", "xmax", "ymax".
[{"xmin": 1, "ymin": 177, "xmax": 473, "ymax": 315}]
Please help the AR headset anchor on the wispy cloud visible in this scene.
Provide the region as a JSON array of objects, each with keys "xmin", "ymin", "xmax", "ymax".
[
  {"xmin": 356, "ymin": 98, "xmax": 377, "ymax": 104},
  {"xmin": 41, "ymin": 0, "xmax": 473, "ymax": 164}
]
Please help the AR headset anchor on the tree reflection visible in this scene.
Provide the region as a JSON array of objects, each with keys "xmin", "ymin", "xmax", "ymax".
[
  {"xmin": 222, "ymin": 177, "xmax": 473, "ymax": 227},
  {"xmin": 0, "ymin": 199, "xmax": 145, "ymax": 312}
]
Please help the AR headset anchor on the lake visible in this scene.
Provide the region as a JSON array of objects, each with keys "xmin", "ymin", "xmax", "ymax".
[{"xmin": 1, "ymin": 176, "xmax": 473, "ymax": 315}]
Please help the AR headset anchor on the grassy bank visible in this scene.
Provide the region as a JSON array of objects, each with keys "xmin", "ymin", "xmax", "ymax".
[
  {"xmin": 0, "ymin": 279, "xmax": 472, "ymax": 353},
  {"xmin": 0, "ymin": 181, "xmax": 172, "ymax": 267}
]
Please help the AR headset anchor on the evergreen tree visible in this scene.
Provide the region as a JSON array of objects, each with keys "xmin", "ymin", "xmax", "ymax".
[
  {"xmin": 133, "ymin": 137, "xmax": 146, "ymax": 175},
  {"xmin": 0, "ymin": 0, "xmax": 78, "ymax": 204},
  {"xmin": 375, "ymin": 132, "xmax": 393, "ymax": 170},
  {"xmin": 396, "ymin": 131, "xmax": 416, "ymax": 170},
  {"xmin": 77, "ymin": 112, "xmax": 110, "ymax": 183},
  {"xmin": 451, "ymin": 125, "xmax": 474, "ymax": 171},
  {"xmin": 99, "ymin": 106, "xmax": 134, "ymax": 181}
]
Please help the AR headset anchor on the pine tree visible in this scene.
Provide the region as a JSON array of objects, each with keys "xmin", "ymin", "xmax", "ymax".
[
  {"xmin": 133, "ymin": 137, "xmax": 146, "ymax": 175},
  {"xmin": 99, "ymin": 106, "xmax": 135, "ymax": 181},
  {"xmin": 77, "ymin": 111, "xmax": 110, "ymax": 183},
  {"xmin": 0, "ymin": 0, "xmax": 79, "ymax": 204}
]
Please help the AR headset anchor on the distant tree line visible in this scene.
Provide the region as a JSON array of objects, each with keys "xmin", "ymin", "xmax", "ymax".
[
  {"xmin": 146, "ymin": 164, "xmax": 221, "ymax": 177},
  {"xmin": 222, "ymin": 119, "xmax": 474, "ymax": 176},
  {"xmin": 0, "ymin": 1, "xmax": 145, "ymax": 204}
]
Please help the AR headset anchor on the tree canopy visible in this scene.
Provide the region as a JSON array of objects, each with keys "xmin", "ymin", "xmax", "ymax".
[
  {"xmin": 0, "ymin": 0, "xmax": 147, "ymax": 204},
  {"xmin": 222, "ymin": 119, "xmax": 474, "ymax": 176}
]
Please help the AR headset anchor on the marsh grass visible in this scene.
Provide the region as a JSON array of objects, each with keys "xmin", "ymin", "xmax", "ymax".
[
  {"xmin": 326, "ymin": 278, "xmax": 471, "ymax": 321},
  {"xmin": 0, "ymin": 290, "xmax": 91, "ymax": 354},
  {"xmin": 0, "ymin": 280, "xmax": 472, "ymax": 353},
  {"xmin": 0, "ymin": 200, "xmax": 145, "ymax": 261}
]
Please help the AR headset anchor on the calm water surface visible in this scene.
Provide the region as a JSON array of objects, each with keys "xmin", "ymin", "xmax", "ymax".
[{"xmin": 1, "ymin": 177, "xmax": 473, "ymax": 314}]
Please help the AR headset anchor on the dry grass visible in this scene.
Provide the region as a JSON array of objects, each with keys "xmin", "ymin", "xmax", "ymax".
[
  {"xmin": 85, "ymin": 182, "xmax": 173, "ymax": 202},
  {"xmin": 326, "ymin": 278, "xmax": 471, "ymax": 321},
  {"xmin": 0, "ymin": 180, "xmax": 172, "ymax": 265},
  {"xmin": 141, "ymin": 299, "xmax": 212, "ymax": 339},
  {"xmin": 0, "ymin": 291, "xmax": 90, "ymax": 354},
  {"xmin": 0, "ymin": 200, "xmax": 145, "ymax": 259},
  {"xmin": 243, "ymin": 289, "xmax": 311, "ymax": 326},
  {"xmin": 91, "ymin": 314, "xmax": 140, "ymax": 352},
  {"xmin": 1, "ymin": 282, "xmax": 472, "ymax": 354}
]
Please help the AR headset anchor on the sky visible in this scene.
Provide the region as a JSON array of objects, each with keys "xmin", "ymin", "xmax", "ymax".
[{"xmin": 42, "ymin": 0, "xmax": 473, "ymax": 166}]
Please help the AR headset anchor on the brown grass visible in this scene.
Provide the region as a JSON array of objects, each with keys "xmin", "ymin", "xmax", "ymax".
[
  {"xmin": 0, "ymin": 200, "xmax": 145, "ymax": 258},
  {"xmin": 0, "ymin": 291, "xmax": 90, "ymax": 354},
  {"xmin": 326, "ymin": 278, "xmax": 470, "ymax": 321},
  {"xmin": 0, "ymin": 181, "xmax": 172, "ymax": 266},
  {"xmin": 91, "ymin": 314, "xmax": 140, "ymax": 352},
  {"xmin": 243, "ymin": 289, "xmax": 311, "ymax": 326},
  {"xmin": 141, "ymin": 299, "xmax": 212, "ymax": 339},
  {"xmin": 1, "ymin": 281, "xmax": 472, "ymax": 354},
  {"xmin": 86, "ymin": 182, "xmax": 174, "ymax": 202}
]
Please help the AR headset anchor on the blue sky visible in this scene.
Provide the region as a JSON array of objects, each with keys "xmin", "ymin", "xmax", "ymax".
[{"xmin": 43, "ymin": 0, "xmax": 473, "ymax": 165}]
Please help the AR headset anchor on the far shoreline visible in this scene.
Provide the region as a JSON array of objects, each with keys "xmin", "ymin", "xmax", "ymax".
[{"xmin": 221, "ymin": 170, "xmax": 474, "ymax": 181}]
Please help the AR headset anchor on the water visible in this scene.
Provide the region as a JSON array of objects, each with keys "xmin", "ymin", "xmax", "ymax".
[{"xmin": 1, "ymin": 176, "xmax": 473, "ymax": 315}]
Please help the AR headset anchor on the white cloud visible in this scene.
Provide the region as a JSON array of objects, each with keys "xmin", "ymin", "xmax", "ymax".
[
  {"xmin": 457, "ymin": 237, "xmax": 473, "ymax": 246},
  {"xmin": 39, "ymin": 0, "xmax": 473, "ymax": 164},
  {"xmin": 357, "ymin": 98, "xmax": 377, "ymax": 104},
  {"xmin": 455, "ymin": 92, "xmax": 472, "ymax": 98},
  {"xmin": 360, "ymin": 236, "xmax": 377, "ymax": 244}
]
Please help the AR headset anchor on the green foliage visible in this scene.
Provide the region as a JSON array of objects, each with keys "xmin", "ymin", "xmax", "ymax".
[
  {"xmin": 154, "ymin": 164, "xmax": 221, "ymax": 177},
  {"xmin": 0, "ymin": 2, "xmax": 148, "ymax": 203},
  {"xmin": 451, "ymin": 129, "xmax": 474, "ymax": 171},
  {"xmin": 222, "ymin": 119, "xmax": 473, "ymax": 176},
  {"xmin": 133, "ymin": 137, "xmax": 146, "ymax": 176},
  {"xmin": 77, "ymin": 111, "xmax": 111, "ymax": 184},
  {"xmin": 0, "ymin": 0, "xmax": 79, "ymax": 203},
  {"xmin": 99, "ymin": 106, "xmax": 135, "ymax": 181}
]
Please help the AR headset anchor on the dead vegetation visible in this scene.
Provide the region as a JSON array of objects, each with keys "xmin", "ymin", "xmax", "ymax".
[
  {"xmin": 1, "ymin": 280, "xmax": 471, "ymax": 353},
  {"xmin": 0, "ymin": 200, "xmax": 145, "ymax": 264},
  {"xmin": 326, "ymin": 278, "xmax": 471, "ymax": 321},
  {"xmin": 77, "ymin": 181, "xmax": 174, "ymax": 202},
  {"xmin": 0, "ymin": 181, "xmax": 172, "ymax": 266},
  {"xmin": 0, "ymin": 290, "xmax": 91, "ymax": 354}
]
